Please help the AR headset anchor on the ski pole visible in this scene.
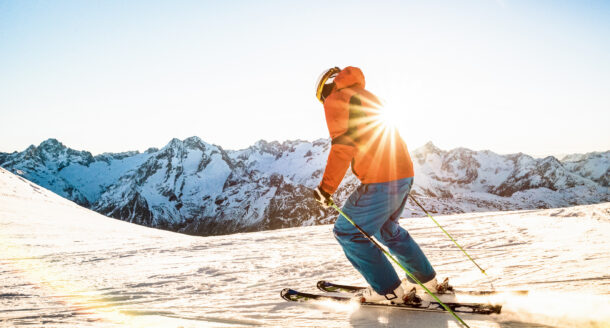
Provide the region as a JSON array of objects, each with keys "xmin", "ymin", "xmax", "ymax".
[
  {"xmin": 408, "ymin": 194, "xmax": 487, "ymax": 276},
  {"xmin": 331, "ymin": 203, "xmax": 470, "ymax": 328}
]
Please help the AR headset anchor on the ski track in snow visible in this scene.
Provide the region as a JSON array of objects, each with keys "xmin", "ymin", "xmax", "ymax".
[{"xmin": 1, "ymin": 168, "xmax": 609, "ymax": 328}]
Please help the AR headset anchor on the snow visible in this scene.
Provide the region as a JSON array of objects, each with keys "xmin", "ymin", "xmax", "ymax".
[
  {"xmin": 57, "ymin": 152, "xmax": 152, "ymax": 202},
  {"xmin": 138, "ymin": 167, "xmax": 169, "ymax": 207},
  {"xmin": 562, "ymin": 151, "xmax": 609, "ymax": 183},
  {"xmin": 228, "ymin": 139, "xmax": 328, "ymax": 187},
  {"xmin": 196, "ymin": 153, "xmax": 232, "ymax": 196},
  {"xmin": 471, "ymin": 152, "xmax": 514, "ymax": 188},
  {"xmin": 1, "ymin": 167, "xmax": 609, "ymax": 327}
]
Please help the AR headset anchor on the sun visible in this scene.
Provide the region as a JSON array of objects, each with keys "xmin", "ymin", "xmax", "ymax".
[{"xmin": 378, "ymin": 104, "xmax": 403, "ymax": 129}]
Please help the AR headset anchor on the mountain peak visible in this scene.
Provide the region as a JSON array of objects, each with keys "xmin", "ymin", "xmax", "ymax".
[
  {"xmin": 416, "ymin": 141, "xmax": 442, "ymax": 154},
  {"xmin": 39, "ymin": 138, "xmax": 63, "ymax": 147},
  {"xmin": 184, "ymin": 136, "xmax": 202, "ymax": 143},
  {"xmin": 163, "ymin": 138, "xmax": 183, "ymax": 150},
  {"xmin": 183, "ymin": 136, "xmax": 208, "ymax": 149},
  {"xmin": 254, "ymin": 139, "xmax": 268, "ymax": 148},
  {"xmin": 38, "ymin": 138, "xmax": 67, "ymax": 153},
  {"xmin": 159, "ymin": 137, "xmax": 214, "ymax": 155}
]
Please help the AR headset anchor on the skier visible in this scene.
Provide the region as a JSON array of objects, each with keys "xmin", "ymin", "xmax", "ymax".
[{"xmin": 312, "ymin": 66, "xmax": 448, "ymax": 304}]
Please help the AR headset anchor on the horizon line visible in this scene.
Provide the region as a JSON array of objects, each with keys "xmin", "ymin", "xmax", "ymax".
[{"xmin": 2, "ymin": 136, "xmax": 607, "ymax": 161}]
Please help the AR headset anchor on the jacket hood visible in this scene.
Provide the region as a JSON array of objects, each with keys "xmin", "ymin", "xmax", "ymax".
[{"xmin": 334, "ymin": 66, "xmax": 365, "ymax": 90}]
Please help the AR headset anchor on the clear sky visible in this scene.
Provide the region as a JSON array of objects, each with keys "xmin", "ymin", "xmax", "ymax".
[{"xmin": 1, "ymin": 0, "xmax": 609, "ymax": 157}]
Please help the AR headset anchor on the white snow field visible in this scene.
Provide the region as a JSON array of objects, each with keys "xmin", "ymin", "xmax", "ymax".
[{"xmin": 1, "ymin": 167, "xmax": 609, "ymax": 328}]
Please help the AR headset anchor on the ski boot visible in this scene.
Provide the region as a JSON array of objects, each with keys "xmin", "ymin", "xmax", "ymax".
[
  {"xmin": 402, "ymin": 277, "xmax": 453, "ymax": 294},
  {"xmin": 353, "ymin": 285, "xmax": 421, "ymax": 304}
]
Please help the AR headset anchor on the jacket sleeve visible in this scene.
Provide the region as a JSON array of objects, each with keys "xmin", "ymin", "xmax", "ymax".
[
  {"xmin": 319, "ymin": 94, "xmax": 359, "ymax": 194},
  {"xmin": 320, "ymin": 140, "xmax": 356, "ymax": 194}
]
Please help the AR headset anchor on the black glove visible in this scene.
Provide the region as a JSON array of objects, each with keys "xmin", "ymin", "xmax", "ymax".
[{"xmin": 313, "ymin": 186, "xmax": 334, "ymax": 209}]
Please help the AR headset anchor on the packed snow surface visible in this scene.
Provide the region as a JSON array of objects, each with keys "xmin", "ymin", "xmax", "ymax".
[{"xmin": 1, "ymin": 168, "xmax": 609, "ymax": 327}]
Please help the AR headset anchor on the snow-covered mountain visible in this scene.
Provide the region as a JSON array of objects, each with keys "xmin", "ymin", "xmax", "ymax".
[
  {"xmin": 409, "ymin": 142, "xmax": 609, "ymax": 214},
  {"xmin": 0, "ymin": 138, "xmax": 608, "ymax": 236},
  {"xmin": 0, "ymin": 138, "xmax": 155, "ymax": 207}
]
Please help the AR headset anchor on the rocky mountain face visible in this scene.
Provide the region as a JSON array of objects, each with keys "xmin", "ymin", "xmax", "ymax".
[{"xmin": 1, "ymin": 138, "xmax": 608, "ymax": 236}]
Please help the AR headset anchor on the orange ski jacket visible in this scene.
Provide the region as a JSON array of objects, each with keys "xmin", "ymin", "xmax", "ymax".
[{"xmin": 319, "ymin": 66, "xmax": 414, "ymax": 194}]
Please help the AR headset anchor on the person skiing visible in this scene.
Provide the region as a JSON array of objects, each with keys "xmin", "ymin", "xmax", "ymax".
[{"xmin": 312, "ymin": 66, "xmax": 448, "ymax": 304}]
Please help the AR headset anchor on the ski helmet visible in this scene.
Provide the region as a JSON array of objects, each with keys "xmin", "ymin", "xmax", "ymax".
[{"xmin": 315, "ymin": 67, "xmax": 341, "ymax": 103}]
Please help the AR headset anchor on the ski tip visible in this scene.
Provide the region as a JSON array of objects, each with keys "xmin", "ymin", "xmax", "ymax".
[
  {"xmin": 492, "ymin": 304, "xmax": 502, "ymax": 314},
  {"xmin": 280, "ymin": 288, "xmax": 295, "ymax": 301},
  {"xmin": 316, "ymin": 280, "xmax": 329, "ymax": 291}
]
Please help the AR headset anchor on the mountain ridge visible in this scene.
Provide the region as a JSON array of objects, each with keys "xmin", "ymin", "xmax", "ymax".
[{"xmin": 1, "ymin": 137, "xmax": 608, "ymax": 236}]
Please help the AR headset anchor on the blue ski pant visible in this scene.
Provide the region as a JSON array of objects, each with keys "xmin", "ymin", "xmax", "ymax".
[{"xmin": 333, "ymin": 177, "xmax": 436, "ymax": 295}]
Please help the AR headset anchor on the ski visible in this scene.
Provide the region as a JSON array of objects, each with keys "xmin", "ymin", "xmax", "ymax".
[
  {"xmin": 280, "ymin": 288, "xmax": 502, "ymax": 315},
  {"xmin": 317, "ymin": 280, "xmax": 528, "ymax": 296}
]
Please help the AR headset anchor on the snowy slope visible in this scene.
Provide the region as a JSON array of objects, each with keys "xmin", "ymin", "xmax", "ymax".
[
  {"xmin": 1, "ymin": 168, "xmax": 609, "ymax": 328},
  {"xmin": 1, "ymin": 138, "xmax": 608, "ymax": 236}
]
